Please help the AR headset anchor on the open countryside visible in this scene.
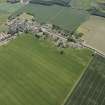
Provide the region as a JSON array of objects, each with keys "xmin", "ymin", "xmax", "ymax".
[
  {"xmin": 11, "ymin": 2, "xmax": 89, "ymax": 31},
  {"xmin": 0, "ymin": 34, "xmax": 92, "ymax": 105},
  {"xmin": 65, "ymin": 54, "xmax": 105, "ymax": 105},
  {"xmin": 77, "ymin": 16, "xmax": 105, "ymax": 54},
  {"xmin": 0, "ymin": 0, "xmax": 105, "ymax": 105}
]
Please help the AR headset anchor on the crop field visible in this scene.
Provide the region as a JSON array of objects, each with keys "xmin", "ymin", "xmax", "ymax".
[
  {"xmin": 12, "ymin": 3, "xmax": 89, "ymax": 31},
  {"xmin": 0, "ymin": 3, "xmax": 22, "ymax": 13},
  {"xmin": 0, "ymin": 0, "xmax": 6, "ymax": 3},
  {"xmin": 0, "ymin": 3, "xmax": 22, "ymax": 32},
  {"xmin": 65, "ymin": 54, "xmax": 105, "ymax": 105},
  {"xmin": 0, "ymin": 33, "xmax": 92, "ymax": 105},
  {"xmin": 71, "ymin": 0, "xmax": 105, "ymax": 9},
  {"xmin": 71, "ymin": 0, "xmax": 94, "ymax": 9},
  {"xmin": 77, "ymin": 16, "xmax": 105, "ymax": 54}
]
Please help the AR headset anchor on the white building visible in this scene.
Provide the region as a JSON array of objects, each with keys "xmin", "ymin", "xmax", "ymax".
[{"xmin": 20, "ymin": 0, "xmax": 30, "ymax": 4}]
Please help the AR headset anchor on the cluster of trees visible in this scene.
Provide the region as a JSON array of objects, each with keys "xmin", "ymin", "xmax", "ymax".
[
  {"xmin": 87, "ymin": 7, "xmax": 105, "ymax": 18},
  {"xmin": 87, "ymin": 2, "xmax": 105, "ymax": 18},
  {"xmin": 7, "ymin": 0, "xmax": 19, "ymax": 3}
]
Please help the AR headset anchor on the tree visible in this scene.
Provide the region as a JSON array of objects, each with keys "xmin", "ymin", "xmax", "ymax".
[
  {"xmin": 59, "ymin": 50, "xmax": 64, "ymax": 55},
  {"xmin": 75, "ymin": 32, "xmax": 84, "ymax": 39}
]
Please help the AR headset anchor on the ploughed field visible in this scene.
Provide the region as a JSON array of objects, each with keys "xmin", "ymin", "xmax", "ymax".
[
  {"xmin": 78, "ymin": 16, "xmax": 105, "ymax": 54},
  {"xmin": 0, "ymin": 34, "xmax": 92, "ymax": 105},
  {"xmin": 65, "ymin": 54, "xmax": 105, "ymax": 105}
]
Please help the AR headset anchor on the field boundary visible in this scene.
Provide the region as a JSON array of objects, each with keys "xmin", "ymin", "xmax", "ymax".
[
  {"xmin": 83, "ymin": 43, "xmax": 105, "ymax": 58},
  {"xmin": 60, "ymin": 55, "xmax": 94, "ymax": 105}
]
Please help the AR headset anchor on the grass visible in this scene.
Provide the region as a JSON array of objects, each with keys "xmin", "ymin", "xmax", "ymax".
[
  {"xmin": 65, "ymin": 54, "xmax": 105, "ymax": 105},
  {"xmin": 0, "ymin": 33, "xmax": 92, "ymax": 105}
]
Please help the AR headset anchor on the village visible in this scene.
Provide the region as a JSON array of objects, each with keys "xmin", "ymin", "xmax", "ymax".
[{"xmin": 0, "ymin": 13, "xmax": 84, "ymax": 48}]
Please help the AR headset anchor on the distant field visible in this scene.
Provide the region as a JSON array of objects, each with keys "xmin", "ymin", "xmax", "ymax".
[
  {"xmin": 71, "ymin": 0, "xmax": 94, "ymax": 9},
  {"xmin": 30, "ymin": 0, "xmax": 71, "ymax": 6},
  {"xmin": 0, "ymin": 3, "xmax": 22, "ymax": 32},
  {"xmin": 71, "ymin": 0, "xmax": 105, "ymax": 9},
  {"xmin": 65, "ymin": 54, "xmax": 105, "ymax": 105},
  {"xmin": 0, "ymin": 34, "xmax": 92, "ymax": 105},
  {"xmin": 77, "ymin": 15, "xmax": 105, "ymax": 54},
  {"xmin": 0, "ymin": 3, "xmax": 22, "ymax": 13},
  {"xmin": 0, "ymin": 0, "xmax": 6, "ymax": 3},
  {"xmin": 12, "ymin": 3, "xmax": 89, "ymax": 31}
]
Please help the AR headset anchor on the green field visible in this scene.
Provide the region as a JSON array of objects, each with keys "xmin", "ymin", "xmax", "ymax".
[
  {"xmin": 71, "ymin": 0, "xmax": 105, "ymax": 9},
  {"xmin": 0, "ymin": 0, "xmax": 6, "ymax": 3},
  {"xmin": 0, "ymin": 33, "xmax": 92, "ymax": 105},
  {"xmin": 71, "ymin": 0, "xmax": 94, "ymax": 9},
  {"xmin": 0, "ymin": 3, "xmax": 22, "ymax": 32},
  {"xmin": 65, "ymin": 54, "xmax": 105, "ymax": 105},
  {"xmin": 12, "ymin": 3, "xmax": 89, "ymax": 31}
]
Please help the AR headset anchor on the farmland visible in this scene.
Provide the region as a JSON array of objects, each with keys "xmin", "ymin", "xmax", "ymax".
[
  {"xmin": 77, "ymin": 15, "xmax": 105, "ymax": 54},
  {"xmin": 0, "ymin": 3, "xmax": 22, "ymax": 32},
  {"xmin": 71, "ymin": 0, "xmax": 94, "ymax": 9},
  {"xmin": 65, "ymin": 54, "xmax": 105, "ymax": 105},
  {"xmin": 0, "ymin": 1, "xmax": 105, "ymax": 105},
  {"xmin": 11, "ymin": 0, "xmax": 104, "ymax": 32},
  {"xmin": 0, "ymin": 33, "xmax": 92, "ymax": 105},
  {"xmin": 0, "ymin": 0, "xmax": 6, "ymax": 3},
  {"xmin": 71, "ymin": 0, "xmax": 105, "ymax": 9},
  {"xmin": 12, "ymin": 3, "xmax": 89, "ymax": 31},
  {"xmin": 30, "ymin": 0, "xmax": 71, "ymax": 6}
]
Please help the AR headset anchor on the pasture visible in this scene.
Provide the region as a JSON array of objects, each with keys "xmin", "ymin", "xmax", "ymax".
[
  {"xmin": 77, "ymin": 16, "xmax": 105, "ymax": 54},
  {"xmin": 65, "ymin": 54, "xmax": 105, "ymax": 105},
  {"xmin": 0, "ymin": 33, "xmax": 92, "ymax": 105}
]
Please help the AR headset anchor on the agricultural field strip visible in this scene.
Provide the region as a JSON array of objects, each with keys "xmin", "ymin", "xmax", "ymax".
[
  {"xmin": 64, "ymin": 54, "xmax": 105, "ymax": 105},
  {"xmin": 0, "ymin": 3, "xmax": 22, "ymax": 32},
  {"xmin": 78, "ymin": 16, "xmax": 105, "ymax": 55},
  {"xmin": 61, "ymin": 56, "xmax": 94, "ymax": 105},
  {"xmin": 47, "ymin": 7, "xmax": 65, "ymax": 22},
  {"xmin": 83, "ymin": 56, "xmax": 104, "ymax": 105},
  {"xmin": 79, "ymin": 71, "xmax": 103, "ymax": 105},
  {"xmin": 64, "ymin": 57, "xmax": 95, "ymax": 105},
  {"xmin": 78, "ymin": 57, "xmax": 105, "ymax": 105}
]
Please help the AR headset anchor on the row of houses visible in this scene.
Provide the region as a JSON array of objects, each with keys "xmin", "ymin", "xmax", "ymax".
[
  {"xmin": 0, "ymin": 33, "xmax": 12, "ymax": 42},
  {"xmin": 7, "ymin": 14, "xmax": 83, "ymax": 48}
]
